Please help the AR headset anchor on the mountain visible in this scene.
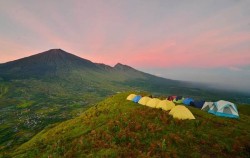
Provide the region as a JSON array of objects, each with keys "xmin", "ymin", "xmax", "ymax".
[
  {"xmin": 10, "ymin": 93, "xmax": 250, "ymax": 157},
  {"xmin": 0, "ymin": 49, "xmax": 100, "ymax": 79},
  {"xmin": 0, "ymin": 49, "xmax": 171, "ymax": 81},
  {"xmin": 114, "ymin": 63, "xmax": 136, "ymax": 71},
  {"xmin": 0, "ymin": 49, "xmax": 149, "ymax": 78},
  {"xmin": 0, "ymin": 49, "xmax": 249, "ymax": 154}
]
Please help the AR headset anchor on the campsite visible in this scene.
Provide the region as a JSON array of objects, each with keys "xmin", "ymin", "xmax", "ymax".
[
  {"xmin": 1, "ymin": 0, "xmax": 250, "ymax": 157},
  {"xmin": 127, "ymin": 93, "xmax": 239, "ymax": 119}
]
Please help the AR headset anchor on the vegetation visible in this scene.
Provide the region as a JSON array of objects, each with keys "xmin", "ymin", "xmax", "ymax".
[
  {"xmin": 4, "ymin": 92, "xmax": 249, "ymax": 158},
  {"xmin": 0, "ymin": 80, "xmax": 113, "ymax": 152},
  {"xmin": 0, "ymin": 49, "xmax": 250, "ymax": 156}
]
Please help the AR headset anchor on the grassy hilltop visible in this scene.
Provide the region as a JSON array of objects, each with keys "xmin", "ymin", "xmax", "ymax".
[{"xmin": 7, "ymin": 92, "xmax": 250, "ymax": 158}]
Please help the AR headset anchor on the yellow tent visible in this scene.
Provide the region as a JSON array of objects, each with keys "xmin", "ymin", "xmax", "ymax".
[
  {"xmin": 138, "ymin": 96, "xmax": 151, "ymax": 105},
  {"xmin": 126, "ymin": 94, "xmax": 136, "ymax": 101},
  {"xmin": 169, "ymin": 105, "xmax": 195, "ymax": 120},
  {"xmin": 156, "ymin": 100, "xmax": 175, "ymax": 111},
  {"xmin": 146, "ymin": 98, "xmax": 161, "ymax": 108},
  {"xmin": 169, "ymin": 105, "xmax": 187, "ymax": 115},
  {"xmin": 172, "ymin": 108, "xmax": 195, "ymax": 120}
]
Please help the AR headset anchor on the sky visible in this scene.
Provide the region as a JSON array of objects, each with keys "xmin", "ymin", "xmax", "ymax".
[{"xmin": 0, "ymin": 0, "xmax": 250, "ymax": 92}]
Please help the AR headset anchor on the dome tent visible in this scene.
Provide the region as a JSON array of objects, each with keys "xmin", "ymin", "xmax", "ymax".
[
  {"xmin": 190, "ymin": 100, "xmax": 205, "ymax": 109},
  {"xmin": 146, "ymin": 98, "xmax": 161, "ymax": 108},
  {"xmin": 173, "ymin": 98, "xmax": 185, "ymax": 104},
  {"xmin": 172, "ymin": 108, "xmax": 195, "ymax": 120},
  {"xmin": 169, "ymin": 105, "xmax": 187, "ymax": 115},
  {"xmin": 201, "ymin": 102, "xmax": 214, "ymax": 111},
  {"xmin": 126, "ymin": 94, "xmax": 136, "ymax": 101},
  {"xmin": 167, "ymin": 96, "xmax": 177, "ymax": 101},
  {"xmin": 132, "ymin": 95, "xmax": 142, "ymax": 103},
  {"xmin": 169, "ymin": 105, "xmax": 195, "ymax": 120},
  {"xmin": 176, "ymin": 96, "xmax": 183, "ymax": 100},
  {"xmin": 183, "ymin": 98, "xmax": 194, "ymax": 106},
  {"xmin": 208, "ymin": 100, "xmax": 239, "ymax": 118},
  {"xmin": 156, "ymin": 100, "xmax": 175, "ymax": 111},
  {"xmin": 138, "ymin": 96, "xmax": 151, "ymax": 105}
]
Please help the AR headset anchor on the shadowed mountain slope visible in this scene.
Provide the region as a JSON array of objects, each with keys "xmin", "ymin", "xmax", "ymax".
[{"xmin": 0, "ymin": 49, "xmax": 100, "ymax": 79}]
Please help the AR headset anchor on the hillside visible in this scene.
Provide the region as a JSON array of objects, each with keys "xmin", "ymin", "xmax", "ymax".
[
  {"xmin": 8, "ymin": 92, "xmax": 250, "ymax": 158},
  {"xmin": 0, "ymin": 49, "xmax": 249, "ymax": 153}
]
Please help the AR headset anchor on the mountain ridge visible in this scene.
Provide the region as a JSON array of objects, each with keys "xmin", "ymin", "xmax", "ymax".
[
  {"xmin": 0, "ymin": 49, "xmax": 92, "ymax": 65},
  {"xmin": 0, "ymin": 49, "xmax": 99, "ymax": 78},
  {"xmin": 0, "ymin": 49, "xmax": 150, "ymax": 80},
  {"xmin": 0, "ymin": 49, "xmax": 137, "ymax": 71}
]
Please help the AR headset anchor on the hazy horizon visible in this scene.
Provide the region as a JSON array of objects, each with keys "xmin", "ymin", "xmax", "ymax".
[{"xmin": 0, "ymin": 0, "xmax": 249, "ymax": 92}]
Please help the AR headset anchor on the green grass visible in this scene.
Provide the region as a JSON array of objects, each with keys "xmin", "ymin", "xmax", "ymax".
[
  {"xmin": 16, "ymin": 101, "xmax": 34, "ymax": 108},
  {"xmin": 0, "ymin": 84, "xmax": 8, "ymax": 98},
  {"xmin": 238, "ymin": 104, "xmax": 250, "ymax": 116},
  {"xmin": 0, "ymin": 78, "xmax": 117, "ymax": 152},
  {"xmin": 8, "ymin": 92, "xmax": 250, "ymax": 158}
]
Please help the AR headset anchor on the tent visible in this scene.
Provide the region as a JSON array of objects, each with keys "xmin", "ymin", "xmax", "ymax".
[
  {"xmin": 208, "ymin": 100, "xmax": 239, "ymax": 118},
  {"xmin": 172, "ymin": 108, "xmax": 196, "ymax": 120},
  {"xmin": 126, "ymin": 94, "xmax": 136, "ymax": 101},
  {"xmin": 167, "ymin": 96, "xmax": 177, "ymax": 101},
  {"xmin": 138, "ymin": 96, "xmax": 151, "ymax": 105},
  {"xmin": 190, "ymin": 100, "xmax": 205, "ymax": 109},
  {"xmin": 201, "ymin": 102, "xmax": 214, "ymax": 111},
  {"xmin": 132, "ymin": 95, "xmax": 142, "ymax": 103},
  {"xmin": 183, "ymin": 98, "xmax": 194, "ymax": 106},
  {"xmin": 156, "ymin": 100, "xmax": 175, "ymax": 111},
  {"xmin": 146, "ymin": 98, "xmax": 161, "ymax": 108},
  {"xmin": 173, "ymin": 98, "xmax": 184, "ymax": 104},
  {"xmin": 169, "ymin": 105, "xmax": 187, "ymax": 115},
  {"xmin": 176, "ymin": 96, "xmax": 183, "ymax": 100},
  {"xmin": 169, "ymin": 105, "xmax": 195, "ymax": 120}
]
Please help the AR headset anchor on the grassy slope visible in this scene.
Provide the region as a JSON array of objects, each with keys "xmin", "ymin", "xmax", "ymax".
[{"xmin": 8, "ymin": 93, "xmax": 250, "ymax": 158}]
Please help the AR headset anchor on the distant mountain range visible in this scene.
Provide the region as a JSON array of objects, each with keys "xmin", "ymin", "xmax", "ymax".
[{"xmin": 0, "ymin": 49, "xmax": 249, "ymax": 153}]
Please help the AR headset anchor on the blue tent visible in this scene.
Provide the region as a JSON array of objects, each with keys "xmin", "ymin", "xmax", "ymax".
[
  {"xmin": 132, "ymin": 95, "xmax": 142, "ymax": 103},
  {"xmin": 190, "ymin": 100, "xmax": 205, "ymax": 109},
  {"xmin": 183, "ymin": 98, "xmax": 194, "ymax": 106}
]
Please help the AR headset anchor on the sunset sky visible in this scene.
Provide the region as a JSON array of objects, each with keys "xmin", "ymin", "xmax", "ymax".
[{"xmin": 0, "ymin": 0, "xmax": 250, "ymax": 92}]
